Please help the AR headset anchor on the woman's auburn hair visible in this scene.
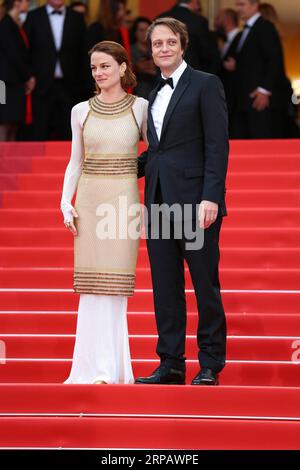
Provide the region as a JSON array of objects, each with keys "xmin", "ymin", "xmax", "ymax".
[{"xmin": 89, "ymin": 41, "xmax": 137, "ymax": 92}]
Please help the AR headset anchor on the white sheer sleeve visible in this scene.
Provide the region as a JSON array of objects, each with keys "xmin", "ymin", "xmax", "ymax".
[
  {"xmin": 141, "ymin": 98, "xmax": 148, "ymax": 145},
  {"xmin": 60, "ymin": 101, "xmax": 89, "ymax": 223},
  {"xmin": 132, "ymin": 97, "xmax": 148, "ymax": 144}
]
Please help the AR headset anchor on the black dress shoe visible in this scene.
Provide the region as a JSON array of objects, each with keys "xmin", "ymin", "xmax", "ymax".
[
  {"xmin": 135, "ymin": 365, "xmax": 185, "ymax": 385},
  {"xmin": 191, "ymin": 368, "xmax": 219, "ymax": 385}
]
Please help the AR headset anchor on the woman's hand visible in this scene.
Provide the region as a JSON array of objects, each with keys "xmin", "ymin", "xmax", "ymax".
[
  {"xmin": 223, "ymin": 57, "xmax": 236, "ymax": 72},
  {"xmin": 64, "ymin": 207, "xmax": 78, "ymax": 236},
  {"xmin": 25, "ymin": 76, "xmax": 36, "ymax": 94}
]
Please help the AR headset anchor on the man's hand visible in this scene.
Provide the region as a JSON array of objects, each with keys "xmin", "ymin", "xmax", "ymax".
[
  {"xmin": 198, "ymin": 201, "xmax": 218, "ymax": 229},
  {"xmin": 250, "ymin": 90, "xmax": 270, "ymax": 111}
]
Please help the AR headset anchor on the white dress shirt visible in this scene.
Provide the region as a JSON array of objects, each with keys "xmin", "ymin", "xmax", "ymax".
[
  {"xmin": 151, "ymin": 60, "xmax": 187, "ymax": 141},
  {"xmin": 237, "ymin": 12, "xmax": 261, "ymax": 52},
  {"xmin": 46, "ymin": 4, "xmax": 66, "ymax": 79},
  {"xmin": 221, "ymin": 28, "xmax": 240, "ymax": 58}
]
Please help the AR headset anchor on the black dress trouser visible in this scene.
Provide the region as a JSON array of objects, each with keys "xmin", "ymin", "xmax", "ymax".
[
  {"xmin": 31, "ymin": 79, "xmax": 74, "ymax": 141},
  {"xmin": 146, "ymin": 178, "xmax": 227, "ymax": 373}
]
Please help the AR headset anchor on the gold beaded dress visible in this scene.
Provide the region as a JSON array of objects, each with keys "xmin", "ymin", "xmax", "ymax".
[{"xmin": 74, "ymin": 93, "xmax": 142, "ymax": 296}]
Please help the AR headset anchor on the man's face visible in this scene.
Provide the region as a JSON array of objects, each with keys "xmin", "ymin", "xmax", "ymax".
[
  {"xmin": 116, "ymin": 2, "xmax": 126, "ymax": 22},
  {"xmin": 214, "ymin": 11, "xmax": 226, "ymax": 31},
  {"xmin": 19, "ymin": 0, "xmax": 30, "ymax": 13},
  {"xmin": 235, "ymin": 0, "xmax": 258, "ymax": 22},
  {"xmin": 136, "ymin": 21, "xmax": 149, "ymax": 45},
  {"xmin": 48, "ymin": 0, "xmax": 65, "ymax": 10},
  {"xmin": 189, "ymin": 0, "xmax": 202, "ymax": 13},
  {"xmin": 151, "ymin": 25, "xmax": 184, "ymax": 73}
]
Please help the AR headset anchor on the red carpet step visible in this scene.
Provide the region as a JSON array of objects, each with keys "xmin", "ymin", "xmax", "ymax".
[
  {"xmin": 1, "ymin": 334, "xmax": 299, "ymax": 361},
  {"xmin": 1, "ymin": 290, "xmax": 300, "ymax": 313},
  {"xmin": 1, "ymin": 416, "xmax": 300, "ymax": 449},
  {"xmin": 1, "ymin": 266, "xmax": 300, "ymax": 290},
  {"xmin": 1, "ymin": 360, "xmax": 300, "ymax": 387},
  {"xmin": 1, "ymin": 312, "xmax": 300, "ymax": 336},
  {"xmin": 1, "ymin": 140, "xmax": 300, "ymax": 448}
]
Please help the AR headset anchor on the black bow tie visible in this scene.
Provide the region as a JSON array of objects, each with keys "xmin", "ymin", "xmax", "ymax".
[
  {"xmin": 157, "ymin": 76, "xmax": 174, "ymax": 91},
  {"xmin": 243, "ymin": 23, "xmax": 251, "ymax": 29},
  {"xmin": 52, "ymin": 10, "xmax": 63, "ymax": 15}
]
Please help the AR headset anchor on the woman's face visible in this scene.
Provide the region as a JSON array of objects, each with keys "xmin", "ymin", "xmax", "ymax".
[
  {"xmin": 17, "ymin": 0, "xmax": 30, "ymax": 13},
  {"xmin": 136, "ymin": 21, "xmax": 149, "ymax": 45},
  {"xmin": 116, "ymin": 2, "xmax": 126, "ymax": 22},
  {"xmin": 91, "ymin": 52, "xmax": 126, "ymax": 91}
]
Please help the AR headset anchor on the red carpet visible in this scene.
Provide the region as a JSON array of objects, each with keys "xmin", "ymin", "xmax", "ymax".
[{"xmin": 0, "ymin": 139, "xmax": 300, "ymax": 449}]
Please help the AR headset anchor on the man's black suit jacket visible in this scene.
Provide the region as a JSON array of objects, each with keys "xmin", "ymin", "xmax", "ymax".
[
  {"xmin": 233, "ymin": 16, "xmax": 286, "ymax": 111},
  {"xmin": 24, "ymin": 6, "xmax": 86, "ymax": 96},
  {"xmin": 158, "ymin": 5, "xmax": 220, "ymax": 73},
  {"xmin": 138, "ymin": 65, "xmax": 229, "ymax": 222},
  {"xmin": 218, "ymin": 31, "xmax": 242, "ymax": 116},
  {"xmin": 0, "ymin": 14, "xmax": 31, "ymax": 123}
]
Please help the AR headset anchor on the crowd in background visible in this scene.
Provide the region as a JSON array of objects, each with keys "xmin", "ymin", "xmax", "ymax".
[{"xmin": 0, "ymin": 0, "xmax": 299, "ymax": 141}]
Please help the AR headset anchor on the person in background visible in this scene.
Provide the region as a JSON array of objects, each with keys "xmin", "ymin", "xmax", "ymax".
[
  {"xmin": 130, "ymin": 16, "xmax": 157, "ymax": 99},
  {"xmin": 215, "ymin": 9, "xmax": 241, "ymax": 137},
  {"xmin": 86, "ymin": 0, "xmax": 129, "ymax": 51},
  {"xmin": 158, "ymin": 0, "xmax": 220, "ymax": 74},
  {"xmin": 259, "ymin": 2, "xmax": 300, "ymax": 137},
  {"xmin": 85, "ymin": 0, "xmax": 131, "ymax": 96},
  {"xmin": 24, "ymin": 0, "xmax": 86, "ymax": 140},
  {"xmin": 227, "ymin": 0, "xmax": 286, "ymax": 138},
  {"xmin": 0, "ymin": 0, "xmax": 35, "ymax": 141},
  {"xmin": 258, "ymin": 2, "xmax": 281, "ymax": 35},
  {"xmin": 70, "ymin": 1, "xmax": 89, "ymax": 24},
  {"xmin": 123, "ymin": 8, "xmax": 134, "ymax": 30},
  {"xmin": 0, "ymin": 3, "xmax": 6, "ymax": 20},
  {"xmin": 215, "ymin": 9, "xmax": 241, "ymax": 60}
]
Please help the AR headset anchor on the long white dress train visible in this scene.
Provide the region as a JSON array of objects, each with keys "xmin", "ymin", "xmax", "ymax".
[{"xmin": 63, "ymin": 294, "xmax": 134, "ymax": 384}]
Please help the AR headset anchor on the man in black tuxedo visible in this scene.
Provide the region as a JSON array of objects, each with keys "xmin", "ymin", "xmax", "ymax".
[
  {"xmin": 158, "ymin": 1, "xmax": 221, "ymax": 74},
  {"xmin": 24, "ymin": 0, "xmax": 86, "ymax": 140},
  {"xmin": 135, "ymin": 18, "xmax": 228, "ymax": 386},
  {"xmin": 228, "ymin": 0, "xmax": 286, "ymax": 138}
]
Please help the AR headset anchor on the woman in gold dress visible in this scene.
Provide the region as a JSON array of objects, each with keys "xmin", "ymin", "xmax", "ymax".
[{"xmin": 60, "ymin": 41, "xmax": 148, "ymax": 384}]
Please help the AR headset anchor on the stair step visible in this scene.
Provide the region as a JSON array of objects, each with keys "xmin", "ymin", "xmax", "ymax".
[
  {"xmin": 1, "ymin": 267, "xmax": 300, "ymax": 290},
  {"xmin": 2, "ymin": 247, "xmax": 300, "ymax": 269},
  {"xmin": 2, "ymin": 189, "xmax": 300, "ymax": 209},
  {"xmin": 2, "ymin": 171, "xmax": 300, "ymax": 191},
  {"xmin": 0, "ymin": 312, "xmax": 299, "ymax": 336},
  {"xmin": 0, "ymin": 334, "xmax": 299, "ymax": 361},
  {"xmin": 0, "ymin": 290, "xmax": 299, "ymax": 313},
  {"xmin": 1, "ymin": 415, "xmax": 300, "ymax": 449},
  {"xmin": 0, "ymin": 208, "xmax": 299, "ymax": 228},
  {"xmin": 1, "ymin": 227, "xmax": 300, "ymax": 248},
  {"xmin": 0, "ymin": 383, "xmax": 299, "ymax": 419},
  {"xmin": 1, "ymin": 360, "xmax": 300, "ymax": 387}
]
